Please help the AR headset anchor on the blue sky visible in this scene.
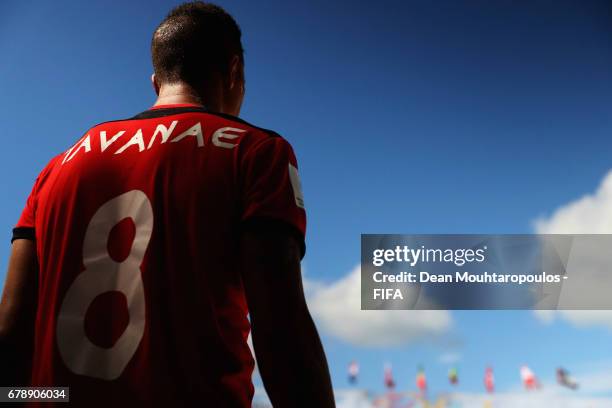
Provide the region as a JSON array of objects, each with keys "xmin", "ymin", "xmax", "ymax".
[{"xmin": 2, "ymin": 0, "xmax": 612, "ymax": 402}]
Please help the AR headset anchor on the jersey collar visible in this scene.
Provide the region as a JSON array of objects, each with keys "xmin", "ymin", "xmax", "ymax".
[{"xmin": 149, "ymin": 103, "xmax": 205, "ymax": 110}]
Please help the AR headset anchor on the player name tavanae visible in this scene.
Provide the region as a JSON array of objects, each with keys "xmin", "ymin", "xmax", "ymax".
[{"xmin": 62, "ymin": 120, "xmax": 245, "ymax": 164}]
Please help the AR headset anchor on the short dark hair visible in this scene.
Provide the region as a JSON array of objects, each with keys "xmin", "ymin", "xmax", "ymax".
[{"xmin": 151, "ymin": 2, "xmax": 243, "ymax": 85}]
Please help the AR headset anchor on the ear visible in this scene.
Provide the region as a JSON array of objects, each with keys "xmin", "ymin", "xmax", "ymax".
[
  {"xmin": 228, "ymin": 55, "xmax": 244, "ymax": 91},
  {"xmin": 151, "ymin": 73, "xmax": 160, "ymax": 96}
]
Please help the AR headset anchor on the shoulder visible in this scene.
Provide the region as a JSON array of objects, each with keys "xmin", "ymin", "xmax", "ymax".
[
  {"xmin": 184, "ymin": 109, "xmax": 296, "ymax": 156},
  {"xmin": 37, "ymin": 153, "xmax": 64, "ymax": 182},
  {"xmin": 201, "ymin": 111, "xmax": 294, "ymax": 154},
  {"xmin": 204, "ymin": 111, "xmax": 283, "ymax": 140}
]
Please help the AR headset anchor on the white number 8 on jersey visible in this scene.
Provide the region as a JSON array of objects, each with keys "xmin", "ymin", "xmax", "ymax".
[{"xmin": 57, "ymin": 190, "xmax": 153, "ymax": 380}]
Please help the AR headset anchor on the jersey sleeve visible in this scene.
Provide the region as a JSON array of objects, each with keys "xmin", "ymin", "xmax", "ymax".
[
  {"xmin": 240, "ymin": 135, "xmax": 307, "ymax": 258},
  {"xmin": 12, "ymin": 156, "xmax": 58, "ymax": 242},
  {"xmin": 13, "ymin": 179, "xmax": 41, "ymax": 242}
]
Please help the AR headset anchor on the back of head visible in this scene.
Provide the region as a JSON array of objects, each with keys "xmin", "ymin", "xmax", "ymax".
[{"xmin": 151, "ymin": 2, "xmax": 243, "ymax": 87}]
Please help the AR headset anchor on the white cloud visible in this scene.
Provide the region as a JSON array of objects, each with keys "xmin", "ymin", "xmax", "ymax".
[
  {"xmin": 334, "ymin": 390, "xmax": 374, "ymax": 408},
  {"xmin": 247, "ymin": 332, "xmax": 261, "ymax": 381},
  {"xmin": 450, "ymin": 389, "xmax": 612, "ymax": 408},
  {"xmin": 306, "ymin": 265, "xmax": 452, "ymax": 347},
  {"xmin": 534, "ymin": 309, "xmax": 612, "ymax": 329},
  {"xmin": 253, "ymin": 360, "xmax": 612, "ymax": 407},
  {"xmin": 533, "ymin": 170, "xmax": 612, "ymax": 328},
  {"xmin": 534, "ymin": 170, "xmax": 612, "ymax": 234},
  {"xmin": 576, "ymin": 369, "xmax": 612, "ymax": 394},
  {"xmin": 438, "ymin": 351, "xmax": 462, "ymax": 364},
  {"xmin": 254, "ymin": 387, "xmax": 612, "ymax": 408}
]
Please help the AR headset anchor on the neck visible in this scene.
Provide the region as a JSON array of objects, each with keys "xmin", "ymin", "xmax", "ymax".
[{"xmin": 153, "ymin": 82, "xmax": 223, "ymax": 112}]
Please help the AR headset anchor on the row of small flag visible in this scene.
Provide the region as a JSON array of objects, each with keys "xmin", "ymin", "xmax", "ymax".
[{"xmin": 347, "ymin": 361, "xmax": 579, "ymax": 392}]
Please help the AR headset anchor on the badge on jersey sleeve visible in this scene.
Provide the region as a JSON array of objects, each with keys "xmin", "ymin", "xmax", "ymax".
[{"xmin": 288, "ymin": 163, "xmax": 305, "ymax": 209}]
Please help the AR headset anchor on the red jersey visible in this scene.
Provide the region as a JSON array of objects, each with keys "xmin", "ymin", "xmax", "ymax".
[{"xmin": 13, "ymin": 104, "xmax": 306, "ymax": 406}]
